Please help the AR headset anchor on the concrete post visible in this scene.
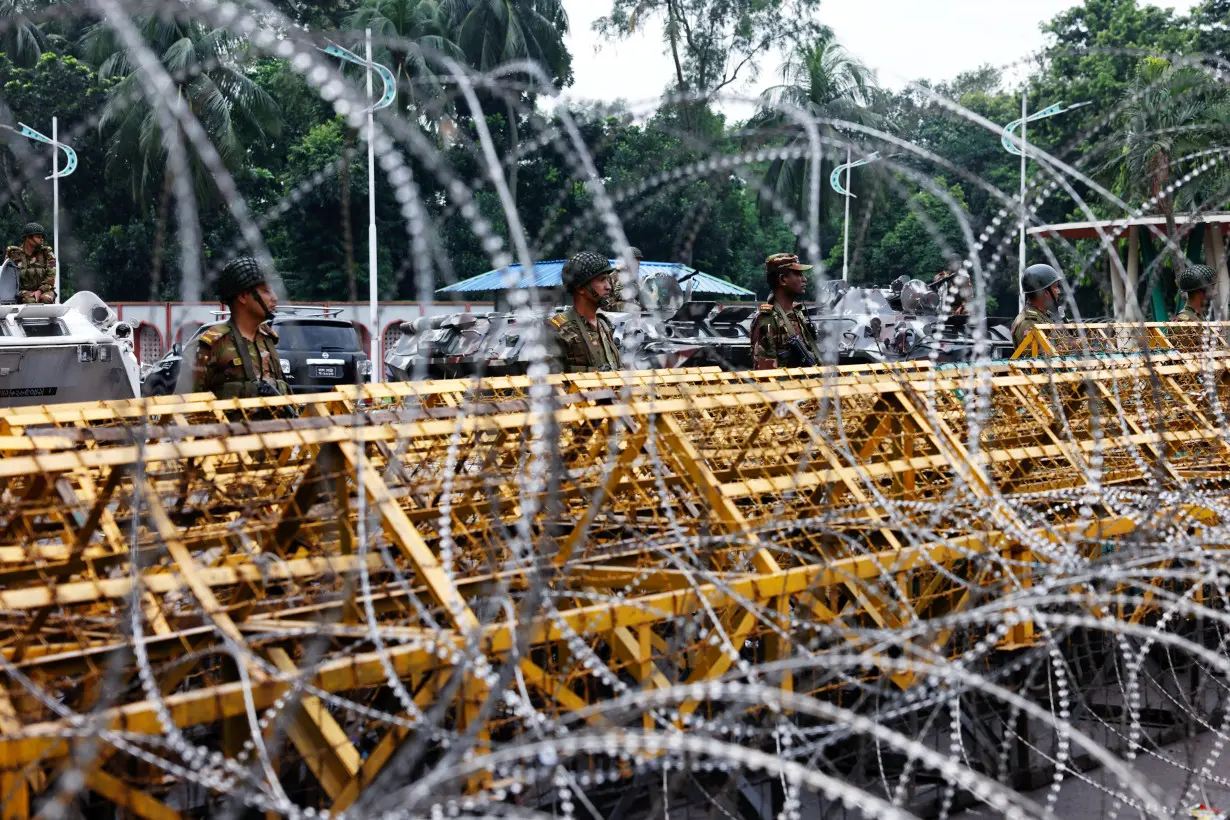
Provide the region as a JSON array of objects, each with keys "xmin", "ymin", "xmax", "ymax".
[
  {"xmin": 1125, "ymin": 225, "xmax": 1142, "ymax": 321},
  {"xmin": 1109, "ymin": 248, "xmax": 1125, "ymax": 321},
  {"xmin": 1206, "ymin": 226, "xmax": 1229, "ymax": 320}
]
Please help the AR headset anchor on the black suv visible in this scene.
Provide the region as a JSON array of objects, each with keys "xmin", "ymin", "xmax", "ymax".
[{"xmin": 141, "ymin": 309, "xmax": 373, "ymax": 397}]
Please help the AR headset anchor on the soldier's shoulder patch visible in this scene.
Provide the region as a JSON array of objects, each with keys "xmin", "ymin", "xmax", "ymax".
[
  {"xmin": 757, "ymin": 303, "xmax": 775, "ymax": 313},
  {"xmin": 547, "ymin": 313, "xmax": 568, "ymax": 329},
  {"xmin": 198, "ymin": 326, "xmax": 227, "ymax": 346}
]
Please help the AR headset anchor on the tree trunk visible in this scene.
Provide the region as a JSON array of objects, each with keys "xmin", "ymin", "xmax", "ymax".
[
  {"xmin": 1164, "ymin": 205, "xmax": 1185, "ymax": 280},
  {"xmin": 1126, "ymin": 225, "xmax": 1143, "ymax": 321},
  {"xmin": 340, "ymin": 128, "xmax": 358, "ymax": 303},
  {"xmin": 664, "ymin": 0, "xmax": 694, "ymax": 132},
  {"xmin": 664, "ymin": 0, "xmax": 688, "ymax": 93},
  {"xmin": 1150, "ymin": 150, "xmax": 1185, "ymax": 279},
  {"xmin": 1109, "ymin": 246, "xmax": 1125, "ymax": 321},
  {"xmin": 150, "ymin": 164, "xmax": 174, "ymax": 302},
  {"xmin": 1207, "ymin": 226, "xmax": 1230, "ymax": 320},
  {"xmin": 505, "ymin": 98, "xmax": 519, "ymax": 208}
]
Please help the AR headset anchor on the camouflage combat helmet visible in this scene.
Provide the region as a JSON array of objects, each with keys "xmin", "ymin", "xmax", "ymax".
[
  {"xmin": 216, "ymin": 256, "xmax": 269, "ymax": 302},
  {"xmin": 1178, "ymin": 264, "xmax": 1217, "ymax": 293},
  {"xmin": 561, "ymin": 251, "xmax": 615, "ymax": 292},
  {"xmin": 629, "ymin": 246, "xmax": 643, "ymax": 260},
  {"xmin": 1021, "ymin": 263, "xmax": 1062, "ymax": 294},
  {"xmin": 765, "ymin": 253, "xmax": 812, "ymax": 289},
  {"xmin": 22, "ymin": 222, "xmax": 45, "ymax": 239}
]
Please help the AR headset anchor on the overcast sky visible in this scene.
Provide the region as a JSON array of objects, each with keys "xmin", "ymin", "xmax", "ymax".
[{"xmin": 559, "ymin": 0, "xmax": 1199, "ymax": 118}]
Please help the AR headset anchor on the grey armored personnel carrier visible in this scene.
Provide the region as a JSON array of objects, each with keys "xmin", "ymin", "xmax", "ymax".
[
  {"xmin": 385, "ymin": 271, "xmax": 753, "ymax": 379},
  {"xmin": 812, "ymin": 274, "xmax": 1016, "ymax": 364},
  {"xmin": 0, "ymin": 261, "xmax": 141, "ymax": 407}
]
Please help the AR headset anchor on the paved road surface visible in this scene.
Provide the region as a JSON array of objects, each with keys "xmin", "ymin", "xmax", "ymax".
[{"xmin": 954, "ymin": 732, "xmax": 1230, "ymax": 819}]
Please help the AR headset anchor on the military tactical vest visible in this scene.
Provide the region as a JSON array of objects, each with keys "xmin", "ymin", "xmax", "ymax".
[
  {"xmin": 547, "ymin": 307, "xmax": 621, "ymax": 373},
  {"xmin": 750, "ymin": 301, "xmax": 821, "ymax": 367},
  {"xmin": 192, "ymin": 322, "xmax": 289, "ymax": 399}
]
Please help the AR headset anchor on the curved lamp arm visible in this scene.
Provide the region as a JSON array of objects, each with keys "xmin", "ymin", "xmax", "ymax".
[
  {"xmin": 830, "ymin": 151, "xmax": 898, "ymax": 197},
  {"xmin": 2, "ymin": 123, "xmax": 77, "ymax": 179},
  {"xmin": 1001, "ymin": 101, "xmax": 1091, "ymax": 156},
  {"xmin": 321, "ymin": 41, "xmax": 397, "ymax": 112}
]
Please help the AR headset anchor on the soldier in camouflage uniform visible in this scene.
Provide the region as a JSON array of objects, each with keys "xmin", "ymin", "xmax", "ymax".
[
  {"xmin": 185, "ymin": 256, "xmax": 289, "ymax": 398},
  {"xmin": 1174, "ymin": 264, "xmax": 1217, "ymax": 322},
  {"xmin": 1011, "ymin": 263, "xmax": 1065, "ymax": 351},
  {"xmin": 751, "ymin": 253, "xmax": 822, "ymax": 369},
  {"xmin": 608, "ymin": 246, "xmax": 643, "ymax": 311},
  {"xmin": 546, "ymin": 251, "xmax": 622, "ymax": 373},
  {"xmin": 4, "ymin": 222, "xmax": 57, "ymax": 304}
]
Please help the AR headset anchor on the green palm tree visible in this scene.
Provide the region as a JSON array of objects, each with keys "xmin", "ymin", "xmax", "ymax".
[
  {"xmin": 750, "ymin": 31, "xmax": 881, "ymax": 251},
  {"xmin": 1109, "ymin": 57, "xmax": 1230, "ymax": 279},
  {"xmin": 345, "ymin": 0, "xmax": 462, "ymax": 119},
  {"xmin": 79, "ymin": 17, "xmax": 281, "ymax": 201},
  {"xmin": 441, "ymin": 0, "xmax": 569, "ymax": 82},
  {"xmin": 0, "ymin": 0, "xmax": 50, "ymax": 67},
  {"xmin": 438, "ymin": 0, "xmax": 569, "ymax": 203}
]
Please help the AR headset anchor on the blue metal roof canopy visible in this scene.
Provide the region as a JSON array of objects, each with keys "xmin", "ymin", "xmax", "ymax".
[{"xmin": 436, "ymin": 260, "xmax": 755, "ymax": 298}]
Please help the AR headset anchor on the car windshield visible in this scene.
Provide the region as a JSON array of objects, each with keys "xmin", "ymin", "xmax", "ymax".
[{"xmin": 276, "ymin": 321, "xmax": 360, "ymax": 351}]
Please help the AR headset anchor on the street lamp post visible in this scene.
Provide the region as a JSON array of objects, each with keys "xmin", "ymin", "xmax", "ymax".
[
  {"xmin": 1001, "ymin": 98, "xmax": 1090, "ymax": 311},
  {"xmin": 1018, "ymin": 93, "xmax": 1027, "ymax": 314},
  {"xmin": 842, "ymin": 145, "xmax": 851, "ymax": 282},
  {"xmin": 365, "ymin": 29, "xmax": 378, "ymax": 383},
  {"xmin": 322, "ymin": 37, "xmax": 396, "ymax": 381},
  {"xmin": 830, "ymin": 149, "xmax": 887, "ymax": 282},
  {"xmin": 3, "ymin": 121, "xmax": 78, "ymax": 302}
]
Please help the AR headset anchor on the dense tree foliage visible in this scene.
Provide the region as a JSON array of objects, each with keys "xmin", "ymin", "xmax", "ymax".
[
  {"xmin": 0, "ymin": 0, "xmax": 1226, "ymax": 318},
  {"xmin": 595, "ymin": 0, "xmax": 824, "ymax": 99}
]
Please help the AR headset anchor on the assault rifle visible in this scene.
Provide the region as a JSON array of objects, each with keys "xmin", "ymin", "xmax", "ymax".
[{"xmin": 785, "ymin": 334, "xmax": 818, "ymax": 367}]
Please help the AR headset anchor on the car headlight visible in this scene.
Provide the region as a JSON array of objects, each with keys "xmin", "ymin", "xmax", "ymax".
[
  {"xmin": 359, "ymin": 359, "xmax": 373, "ymax": 376},
  {"xmin": 279, "ymin": 358, "xmax": 291, "ymax": 376}
]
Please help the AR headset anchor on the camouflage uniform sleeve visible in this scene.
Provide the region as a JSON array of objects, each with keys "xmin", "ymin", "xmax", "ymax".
[
  {"xmin": 1173, "ymin": 307, "xmax": 1200, "ymax": 322},
  {"xmin": 1010, "ymin": 311, "xmax": 1037, "ymax": 349},
  {"xmin": 544, "ymin": 315, "xmax": 569, "ymax": 373},
  {"xmin": 750, "ymin": 308, "xmax": 778, "ymax": 370},
  {"xmin": 38, "ymin": 248, "xmax": 56, "ymax": 303},
  {"xmin": 188, "ymin": 338, "xmax": 215, "ymax": 394},
  {"xmin": 7, "ymin": 248, "xmax": 37, "ymax": 304},
  {"xmin": 186, "ymin": 328, "xmax": 228, "ymax": 394}
]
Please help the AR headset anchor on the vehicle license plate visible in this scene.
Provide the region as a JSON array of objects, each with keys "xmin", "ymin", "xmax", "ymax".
[{"xmin": 313, "ymin": 365, "xmax": 340, "ymax": 378}]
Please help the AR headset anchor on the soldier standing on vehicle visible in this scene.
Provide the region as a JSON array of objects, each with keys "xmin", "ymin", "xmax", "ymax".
[
  {"xmin": 1174, "ymin": 264, "xmax": 1217, "ymax": 322},
  {"xmin": 751, "ymin": 253, "xmax": 823, "ymax": 369},
  {"xmin": 546, "ymin": 251, "xmax": 622, "ymax": 373},
  {"xmin": 1011, "ymin": 263, "xmax": 1065, "ymax": 350},
  {"xmin": 187, "ymin": 256, "xmax": 289, "ymax": 398},
  {"xmin": 4, "ymin": 222, "xmax": 56, "ymax": 304},
  {"xmin": 609, "ymin": 246, "xmax": 643, "ymax": 311}
]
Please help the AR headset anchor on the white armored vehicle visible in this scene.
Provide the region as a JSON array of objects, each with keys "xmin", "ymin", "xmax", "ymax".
[{"xmin": 0, "ymin": 260, "xmax": 141, "ymax": 407}]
